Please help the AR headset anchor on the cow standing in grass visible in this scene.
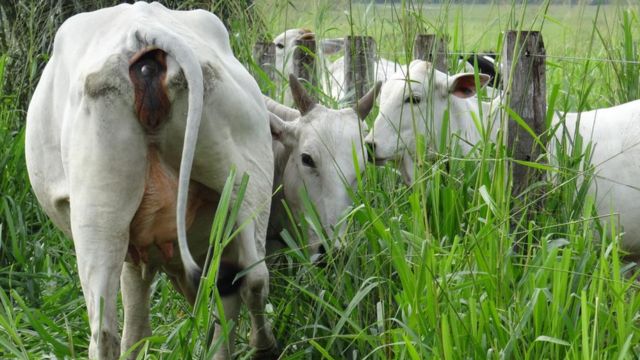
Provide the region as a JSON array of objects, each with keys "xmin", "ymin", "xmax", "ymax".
[
  {"xmin": 365, "ymin": 59, "xmax": 640, "ymax": 258},
  {"xmin": 25, "ymin": 3, "xmax": 277, "ymax": 359}
]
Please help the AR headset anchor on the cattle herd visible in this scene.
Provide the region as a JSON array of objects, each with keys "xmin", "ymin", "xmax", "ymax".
[{"xmin": 23, "ymin": 2, "xmax": 640, "ymax": 359}]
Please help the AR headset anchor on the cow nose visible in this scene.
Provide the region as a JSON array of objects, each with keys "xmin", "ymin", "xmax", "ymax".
[{"xmin": 365, "ymin": 141, "xmax": 377, "ymax": 163}]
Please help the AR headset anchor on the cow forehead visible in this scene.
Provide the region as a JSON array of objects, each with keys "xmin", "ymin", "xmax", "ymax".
[
  {"xmin": 301, "ymin": 107, "xmax": 363, "ymax": 132},
  {"xmin": 382, "ymin": 63, "xmax": 450, "ymax": 104},
  {"xmin": 274, "ymin": 28, "xmax": 312, "ymax": 45},
  {"xmin": 298, "ymin": 108, "xmax": 365, "ymax": 151}
]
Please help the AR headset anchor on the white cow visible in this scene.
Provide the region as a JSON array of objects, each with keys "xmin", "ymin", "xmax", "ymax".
[
  {"xmin": 365, "ymin": 59, "xmax": 640, "ymax": 257},
  {"xmin": 26, "ymin": 3, "xmax": 276, "ymax": 359},
  {"xmin": 272, "ymin": 28, "xmax": 397, "ymax": 104},
  {"xmin": 265, "ymin": 74, "xmax": 381, "ymax": 258}
]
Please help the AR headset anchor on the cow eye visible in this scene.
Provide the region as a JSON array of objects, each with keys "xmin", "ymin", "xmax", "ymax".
[
  {"xmin": 276, "ymin": 43, "xmax": 285, "ymax": 49},
  {"xmin": 404, "ymin": 95, "xmax": 421, "ymax": 104},
  {"xmin": 301, "ymin": 153, "xmax": 316, "ymax": 168}
]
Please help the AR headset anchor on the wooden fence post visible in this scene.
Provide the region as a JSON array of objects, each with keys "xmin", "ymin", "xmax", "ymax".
[
  {"xmin": 413, "ymin": 34, "xmax": 448, "ymax": 72},
  {"xmin": 344, "ymin": 36, "xmax": 376, "ymax": 104},
  {"xmin": 252, "ymin": 40, "xmax": 276, "ymax": 95},
  {"xmin": 293, "ymin": 37, "xmax": 317, "ymax": 86},
  {"xmin": 502, "ymin": 31, "xmax": 547, "ymax": 196}
]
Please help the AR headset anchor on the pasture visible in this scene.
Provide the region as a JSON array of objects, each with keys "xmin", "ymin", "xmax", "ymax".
[{"xmin": 1, "ymin": 0, "xmax": 640, "ymax": 358}]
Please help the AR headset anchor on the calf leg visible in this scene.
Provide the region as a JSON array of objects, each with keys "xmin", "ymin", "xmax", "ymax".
[{"xmin": 121, "ymin": 262, "xmax": 156, "ymax": 358}]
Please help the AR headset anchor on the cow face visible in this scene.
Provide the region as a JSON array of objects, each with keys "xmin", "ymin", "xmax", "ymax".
[
  {"xmin": 273, "ymin": 29, "xmax": 314, "ymax": 79},
  {"xmin": 269, "ymin": 76, "xmax": 380, "ymax": 258},
  {"xmin": 273, "ymin": 28, "xmax": 344, "ymax": 81},
  {"xmin": 364, "ymin": 60, "xmax": 489, "ymax": 182}
]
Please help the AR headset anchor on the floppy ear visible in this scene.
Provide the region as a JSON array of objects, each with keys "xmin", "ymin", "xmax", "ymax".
[
  {"xmin": 354, "ymin": 81, "xmax": 383, "ymax": 120},
  {"xmin": 289, "ymin": 74, "xmax": 316, "ymax": 115},
  {"xmin": 449, "ymin": 73, "xmax": 491, "ymax": 98},
  {"xmin": 269, "ymin": 112, "xmax": 298, "ymax": 148}
]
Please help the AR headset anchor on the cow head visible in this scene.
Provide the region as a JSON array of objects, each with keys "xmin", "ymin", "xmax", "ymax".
[
  {"xmin": 364, "ymin": 60, "xmax": 490, "ymax": 183},
  {"xmin": 267, "ymin": 74, "xmax": 381, "ymax": 259},
  {"xmin": 273, "ymin": 28, "xmax": 344, "ymax": 83},
  {"xmin": 273, "ymin": 28, "xmax": 314, "ymax": 78}
]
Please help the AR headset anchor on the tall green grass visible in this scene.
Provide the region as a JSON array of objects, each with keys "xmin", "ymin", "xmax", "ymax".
[{"xmin": 2, "ymin": 0, "xmax": 640, "ymax": 359}]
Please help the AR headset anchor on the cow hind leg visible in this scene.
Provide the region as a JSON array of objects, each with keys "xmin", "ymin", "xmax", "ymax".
[
  {"xmin": 211, "ymin": 293, "xmax": 242, "ymax": 360},
  {"xmin": 72, "ymin": 225, "xmax": 128, "ymax": 360},
  {"xmin": 121, "ymin": 262, "xmax": 156, "ymax": 358},
  {"xmin": 71, "ymin": 55, "xmax": 148, "ymax": 359},
  {"xmin": 210, "ymin": 225, "xmax": 277, "ymax": 360},
  {"xmin": 236, "ymin": 223, "xmax": 279, "ymax": 359}
]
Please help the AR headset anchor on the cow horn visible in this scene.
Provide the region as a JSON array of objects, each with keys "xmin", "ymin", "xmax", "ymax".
[
  {"xmin": 263, "ymin": 95, "xmax": 300, "ymax": 122},
  {"xmin": 289, "ymin": 73, "xmax": 316, "ymax": 115},
  {"xmin": 354, "ymin": 81, "xmax": 382, "ymax": 120}
]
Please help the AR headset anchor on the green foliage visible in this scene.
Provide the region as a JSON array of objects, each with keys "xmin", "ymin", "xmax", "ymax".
[{"xmin": 2, "ymin": 0, "xmax": 640, "ymax": 359}]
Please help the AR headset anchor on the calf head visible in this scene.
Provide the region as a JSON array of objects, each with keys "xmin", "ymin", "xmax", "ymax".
[
  {"xmin": 364, "ymin": 60, "xmax": 490, "ymax": 182},
  {"xmin": 268, "ymin": 74, "xmax": 381, "ymax": 257}
]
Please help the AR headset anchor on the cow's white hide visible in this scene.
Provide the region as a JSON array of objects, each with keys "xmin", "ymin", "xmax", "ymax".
[
  {"xmin": 25, "ymin": 2, "xmax": 276, "ymax": 359},
  {"xmin": 365, "ymin": 59, "xmax": 640, "ymax": 256}
]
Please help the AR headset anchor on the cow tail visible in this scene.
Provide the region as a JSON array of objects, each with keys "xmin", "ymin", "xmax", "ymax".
[{"xmin": 133, "ymin": 27, "xmax": 203, "ymax": 287}]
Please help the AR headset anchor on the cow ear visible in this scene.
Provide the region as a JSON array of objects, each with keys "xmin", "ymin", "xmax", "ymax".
[
  {"xmin": 269, "ymin": 112, "xmax": 298, "ymax": 148},
  {"xmin": 298, "ymin": 31, "xmax": 315, "ymax": 41},
  {"xmin": 354, "ymin": 81, "xmax": 382, "ymax": 120},
  {"xmin": 289, "ymin": 74, "xmax": 316, "ymax": 115},
  {"xmin": 449, "ymin": 73, "xmax": 491, "ymax": 98},
  {"xmin": 320, "ymin": 38, "xmax": 344, "ymax": 55}
]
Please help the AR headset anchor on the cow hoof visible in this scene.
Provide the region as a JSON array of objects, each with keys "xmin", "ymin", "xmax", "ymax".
[{"xmin": 252, "ymin": 343, "xmax": 280, "ymax": 360}]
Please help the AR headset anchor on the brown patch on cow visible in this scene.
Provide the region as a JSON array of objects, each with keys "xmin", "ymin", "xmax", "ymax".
[
  {"xmin": 129, "ymin": 49, "xmax": 170, "ymax": 131},
  {"xmin": 129, "ymin": 146, "xmax": 205, "ymax": 264}
]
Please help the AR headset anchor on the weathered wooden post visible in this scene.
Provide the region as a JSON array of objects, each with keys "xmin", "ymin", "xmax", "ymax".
[
  {"xmin": 413, "ymin": 34, "xmax": 448, "ymax": 72},
  {"xmin": 253, "ymin": 40, "xmax": 275, "ymax": 79},
  {"xmin": 252, "ymin": 40, "xmax": 276, "ymax": 94},
  {"xmin": 344, "ymin": 36, "xmax": 376, "ymax": 104},
  {"xmin": 292, "ymin": 37, "xmax": 317, "ymax": 86},
  {"xmin": 502, "ymin": 31, "xmax": 546, "ymax": 196}
]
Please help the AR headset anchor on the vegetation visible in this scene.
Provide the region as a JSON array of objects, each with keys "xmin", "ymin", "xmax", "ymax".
[{"xmin": 1, "ymin": 0, "xmax": 640, "ymax": 358}]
